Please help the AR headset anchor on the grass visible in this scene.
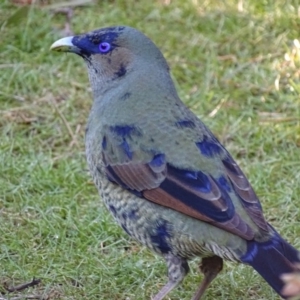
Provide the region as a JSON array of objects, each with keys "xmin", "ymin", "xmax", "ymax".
[{"xmin": 1, "ymin": 0, "xmax": 300, "ymax": 299}]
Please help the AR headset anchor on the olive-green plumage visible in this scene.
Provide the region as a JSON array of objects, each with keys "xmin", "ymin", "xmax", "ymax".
[{"xmin": 51, "ymin": 26, "xmax": 299, "ymax": 299}]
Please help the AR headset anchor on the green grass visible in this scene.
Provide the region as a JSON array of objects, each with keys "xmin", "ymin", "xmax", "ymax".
[{"xmin": 1, "ymin": 0, "xmax": 300, "ymax": 299}]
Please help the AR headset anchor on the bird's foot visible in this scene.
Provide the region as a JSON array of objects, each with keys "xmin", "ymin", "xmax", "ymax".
[
  {"xmin": 191, "ymin": 255, "xmax": 223, "ymax": 300},
  {"xmin": 152, "ymin": 253, "xmax": 189, "ymax": 300}
]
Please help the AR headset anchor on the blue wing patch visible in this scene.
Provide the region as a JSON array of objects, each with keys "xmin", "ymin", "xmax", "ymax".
[{"xmin": 196, "ymin": 135, "xmax": 224, "ymax": 157}]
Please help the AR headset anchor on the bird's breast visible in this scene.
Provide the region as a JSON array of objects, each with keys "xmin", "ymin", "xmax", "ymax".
[{"xmin": 97, "ymin": 174, "xmax": 247, "ymax": 262}]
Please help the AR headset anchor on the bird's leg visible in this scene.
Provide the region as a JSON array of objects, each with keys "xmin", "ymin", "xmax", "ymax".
[
  {"xmin": 152, "ymin": 253, "xmax": 189, "ymax": 300},
  {"xmin": 191, "ymin": 255, "xmax": 223, "ymax": 300}
]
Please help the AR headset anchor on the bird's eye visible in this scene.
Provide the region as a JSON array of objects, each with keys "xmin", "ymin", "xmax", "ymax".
[{"xmin": 99, "ymin": 42, "xmax": 111, "ymax": 53}]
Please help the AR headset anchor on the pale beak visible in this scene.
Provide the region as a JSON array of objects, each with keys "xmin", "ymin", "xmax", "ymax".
[{"xmin": 50, "ymin": 36, "xmax": 79, "ymax": 53}]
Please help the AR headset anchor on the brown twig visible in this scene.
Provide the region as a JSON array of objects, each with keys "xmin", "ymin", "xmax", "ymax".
[
  {"xmin": 49, "ymin": 96, "xmax": 79, "ymax": 149},
  {"xmin": 0, "ymin": 295, "xmax": 43, "ymax": 300},
  {"xmin": 51, "ymin": 8, "xmax": 74, "ymax": 36},
  {"xmin": 5, "ymin": 278, "xmax": 41, "ymax": 293}
]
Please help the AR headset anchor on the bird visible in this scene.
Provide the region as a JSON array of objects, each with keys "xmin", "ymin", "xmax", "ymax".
[{"xmin": 51, "ymin": 26, "xmax": 300, "ymax": 299}]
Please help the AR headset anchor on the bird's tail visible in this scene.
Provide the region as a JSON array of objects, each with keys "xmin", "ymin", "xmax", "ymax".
[{"xmin": 240, "ymin": 227, "xmax": 300, "ymax": 299}]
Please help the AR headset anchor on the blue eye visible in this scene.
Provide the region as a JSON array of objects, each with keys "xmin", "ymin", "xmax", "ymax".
[{"xmin": 99, "ymin": 42, "xmax": 111, "ymax": 53}]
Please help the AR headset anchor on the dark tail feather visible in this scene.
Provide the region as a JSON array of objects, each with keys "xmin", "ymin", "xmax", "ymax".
[{"xmin": 241, "ymin": 231, "xmax": 300, "ymax": 299}]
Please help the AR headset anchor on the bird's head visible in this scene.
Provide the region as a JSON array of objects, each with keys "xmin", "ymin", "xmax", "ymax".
[{"xmin": 50, "ymin": 26, "xmax": 170, "ymax": 94}]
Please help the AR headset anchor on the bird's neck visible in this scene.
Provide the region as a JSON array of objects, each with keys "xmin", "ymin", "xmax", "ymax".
[{"xmin": 88, "ymin": 65, "xmax": 179, "ymax": 127}]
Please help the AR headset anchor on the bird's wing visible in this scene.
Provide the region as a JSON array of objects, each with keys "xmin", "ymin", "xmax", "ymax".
[{"xmin": 101, "ymin": 126, "xmax": 268, "ymax": 240}]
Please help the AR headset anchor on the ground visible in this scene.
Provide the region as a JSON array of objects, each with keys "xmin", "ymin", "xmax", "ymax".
[{"xmin": 1, "ymin": 0, "xmax": 300, "ymax": 299}]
